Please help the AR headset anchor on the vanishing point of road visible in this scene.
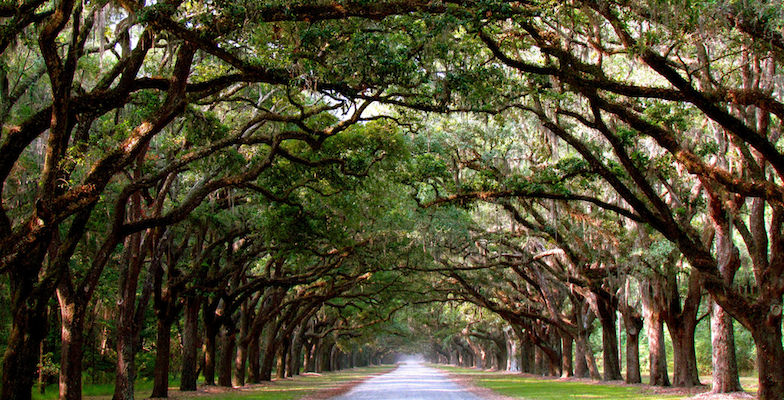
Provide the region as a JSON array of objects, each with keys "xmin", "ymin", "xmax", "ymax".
[{"xmin": 331, "ymin": 361, "xmax": 485, "ymax": 400}]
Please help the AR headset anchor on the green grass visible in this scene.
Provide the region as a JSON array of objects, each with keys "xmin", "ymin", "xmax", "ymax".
[
  {"xmin": 436, "ymin": 366, "xmax": 684, "ymax": 400},
  {"xmin": 32, "ymin": 366, "xmax": 394, "ymax": 400}
]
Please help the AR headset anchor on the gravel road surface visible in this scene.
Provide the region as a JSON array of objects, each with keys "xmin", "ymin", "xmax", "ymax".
[{"xmin": 330, "ymin": 360, "xmax": 484, "ymax": 400}]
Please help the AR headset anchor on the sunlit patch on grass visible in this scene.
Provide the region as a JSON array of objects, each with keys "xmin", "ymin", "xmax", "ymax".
[
  {"xmin": 32, "ymin": 365, "xmax": 395, "ymax": 400},
  {"xmin": 436, "ymin": 366, "xmax": 685, "ymax": 400}
]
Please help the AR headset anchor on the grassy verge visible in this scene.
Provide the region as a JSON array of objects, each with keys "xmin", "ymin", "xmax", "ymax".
[
  {"xmin": 435, "ymin": 365, "xmax": 685, "ymax": 400},
  {"xmin": 32, "ymin": 365, "xmax": 395, "ymax": 400}
]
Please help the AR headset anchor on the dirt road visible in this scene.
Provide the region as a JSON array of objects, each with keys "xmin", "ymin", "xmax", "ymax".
[{"xmin": 330, "ymin": 361, "xmax": 484, "ymax": 400}]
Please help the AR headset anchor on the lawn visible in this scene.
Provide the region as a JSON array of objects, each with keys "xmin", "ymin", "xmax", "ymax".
[
  {"xmin": 435, "ymin": 366, "xmax": 685, "ymax": 400},
  {"xmin": 32, "ymin": 365, "xmax": 395, "ymax": 400}
]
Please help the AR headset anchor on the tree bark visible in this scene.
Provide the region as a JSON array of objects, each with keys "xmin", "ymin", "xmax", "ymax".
[
  {"xmin": 669, "ymin": 318, "xmax": 701, "ymax": 387},
  {"xmin": 504, "ymin": 327, "xmax": 519, "ymax": 372},
  {"xmin": 247, "ymin": 334, "xmax": 261, "ymax": 382},
  {"xmin": 151, "ymin": 318, "xmax": 173, "ymax": 398},
  {"xmin": 259, "ymin": 328, "xmax": 278, "ymax": 381},
  {"xmin": 752, "ymin": 314, "xmax": 784, "ymax": 400},
  {"xmin": 218, "ymin": 326, "xmax": 236, "ymax": 387},
  {"xmin": 233, "ymin": 306, "xmax": 250, "ymax": 386},
  {"xmin": 665, "ymin": 273, "xmax": 702, "ymax": 388},
  {"xmin": 646, "ymin": 310, "xmax": 670, "ymax": 386},
  {"xmin": 643, "ymin": 281, "xmax": 670, "ymax": 387},
  {"xmin": 202, "ymin": 302, "xmax": 219, "ymax": 386},
  {"xmin": 623, "ymin": 314, "xmax": 642, "ymax": 384},
  {"xmin": 596, "ymin": 295, "xmax": 622, "ymax": 381},
  {"xmin": 57, "ymin": 295, "xmax": 85, "ymax": 400},
  {"xmin": 561, "ymin": 335, "xmax": 573, "ymax": 377},
  {"xmin": 276, "ymin": 338, "xmax": 290, "ymax": 379},
  {"xmin": 710, "ymin": 220, "xmax": 742, "ymax": 393},
  {"xmin": 1, "ymin": 250, "xmax": 50, "ymax": 400},
  {"xmin": 180, "ymin": 296, "xmax": 200, "ymax": 391},
  {"xmin": 710, "ymin": 301, "xmax": 742, "ymax": 393}
]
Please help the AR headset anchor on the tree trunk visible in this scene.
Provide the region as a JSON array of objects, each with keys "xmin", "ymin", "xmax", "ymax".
[
  {"xmin": 57, "ymin": 297, "xmax": 85, "ymax": 400},
  {"xmin": 112, "ymin": 320, "xmax": 136, "ymax": 400},
  {"xmin": 247, "ymin": 334, "xmax": 261, "ymax": 383},
  {"xmin": 710, "ymin": 301, "xmax": 742, "ymax": 393},
  {"xmin": 202, "ymin": 311, "xmax": 219, "ymax": 386},
  {"xmin": 504, "ymin": 328, "xmax": 519, "ymax": 372},
  {"xmin": 329, "ymin": 345, "xmax": 339, "ymax": 371},
  {"xmin": 669, "ymin": 318, "xmax": 701, "ymax": 387},
  {"xmin": 151, "ymin": 318, "xmax": 173, "ymax": 398},
  {"xmin": 750, "ymin": 312, "xmax": 784, "ymax": 400},
  {"xmin": 710, "ymin": 224, "xmax": 742, "ymax": 393},
  {"xmin": 259, "ymin": 332, "xmax": 278, "ymax": 381},
  {"xmin": 596, "ymin": 297, "xmax": 622, "ymax": 381},
  {"xmin": 218, "ymin": 326, "xmax": 235, "ymax": 387},
  {"xmin": 233, "ymin": 336, "xmax": 248, "ymax": 387},
  {"xmin": 1, "ymin": 257, "xmax": 50, "ymax": 400},
  {"xmin": 276, "ymin": 338, "xmax": 290, "ymax": 379},
  {"xmin": 561, "ymin": 335, "xmax": 573, "ymax": 377},
  {"xmin": 646, "ymin": 311, "xmax": 670, "ymax": 386},
  {"xmin": 643, "ymin": 280, "xmax": 670, "ymax": 387},
  {"xmin": 623, "ymin": 315, "xmax": 642, "ymax": 384},
  {"xmin": 288, "ymin": 328, "xmax": 304, "ymax": 377},
  {"xmin": 1, "ymin": 309, "xmax": 48, "ymax": 400},
  {"xmin": 573, "ymin": 337, "xmax": 588, "ymax": 378},
  {"xmin": 180, "ymin": 297, "xmax": 200, "ymax": 391},
  {"xmin": 518, "ymin": 330, "xmax": 535, "ymax": 373},
  {"xmin": 314, "ymin": 340, "xmax": 325, "ymax": 373}
]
